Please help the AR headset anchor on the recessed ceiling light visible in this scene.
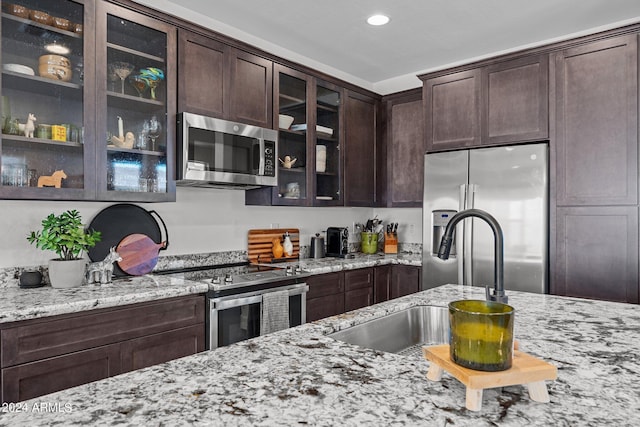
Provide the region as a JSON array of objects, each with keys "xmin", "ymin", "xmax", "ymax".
[{"xmin": 367, "ymin": 14, "xmax": 390, "ymax": 26}]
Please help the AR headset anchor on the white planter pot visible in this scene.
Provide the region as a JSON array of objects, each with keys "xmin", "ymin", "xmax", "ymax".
[{"xmin": 48, "ymin": 258, "xmax": 87, "ymax": 288}]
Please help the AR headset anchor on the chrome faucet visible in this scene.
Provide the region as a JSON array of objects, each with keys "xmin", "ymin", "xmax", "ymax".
[{"xmin": 437, "ymin": 208, "xmax": 508, "ymax": 304}]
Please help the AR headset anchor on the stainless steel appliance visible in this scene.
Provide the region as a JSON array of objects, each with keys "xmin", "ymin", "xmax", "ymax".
[
  {"xmin": 176, "ymin": 112, "xmax": 278, "ymax": 188},
  {"xmin": 326, "ymin": 227, "xmax": 349, "ymax": 257},
  {"xmin": 422, "ymin": 143, "xmax": 548, "ymax": 293},
  {"xmin": 161, "ymin": 263, "xmax": 308, "ymax": 349},
  {"xmin": 310, "ymin": 233, "xmax": 326, "ymax": 258}
]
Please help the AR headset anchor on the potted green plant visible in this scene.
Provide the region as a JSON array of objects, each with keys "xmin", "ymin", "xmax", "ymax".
[{"xmin": 27, "ymin": 209, "xmax": 101, "ymax": 288}]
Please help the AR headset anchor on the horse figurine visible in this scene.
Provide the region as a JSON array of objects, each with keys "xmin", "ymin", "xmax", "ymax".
[
  {"xmin": 23, "ymin": 113, "xmax": 36, "ymax": 138},
  {"xmin": 86, "ymin": 247, "xmax": 122, "ymax": 285},
  {"xmin": 37, "ymin": 170, "xmax": 67, "ymax": 188}
]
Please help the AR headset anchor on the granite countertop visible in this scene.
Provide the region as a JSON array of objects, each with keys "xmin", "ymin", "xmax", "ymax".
[
  {"xmin": 0, "ymin": 253, "xmax": 420, "ymax": 324},
  {"xmin": 1, "ymin": 285, "xmax": 638, "ymax": 426},
  {"xmin": 0, "ymin": 275, "xmax": 209, "ymax": 324}
]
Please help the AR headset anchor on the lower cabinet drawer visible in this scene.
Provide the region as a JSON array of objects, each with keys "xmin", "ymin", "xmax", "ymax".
[
  {"xmin": 307, "ymin": 294, "xmax": 345, "ymax": 322},
  {"xmin": 121, "ymin": 324, "xmax": 205, "ymax": 373},
  {"xmin": 1, "ymin": 344, "xmax": 122, "ymax": 403},
  {"xmin": 345, "ymin": 287, "xmax": 372, "ymax": 312}
]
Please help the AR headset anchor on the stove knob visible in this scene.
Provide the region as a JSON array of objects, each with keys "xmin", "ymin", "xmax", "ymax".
[
  {"xmin": 285, "ymin": 266, "xmax": 293, "ymax": 276},
  {"xmin": 224, "ymin": 273, "xmax": 233, "ymax": 283},
  {"xmin": 211, "ymin": 276, "xmax": 221, "ymax": 285}
]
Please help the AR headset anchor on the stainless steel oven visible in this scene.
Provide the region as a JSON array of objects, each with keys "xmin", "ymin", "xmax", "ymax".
[{"xmin": 208, "ymin": 282, "xmax": 308, "ymax": 349}]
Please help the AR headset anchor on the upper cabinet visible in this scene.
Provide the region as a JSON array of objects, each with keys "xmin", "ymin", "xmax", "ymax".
[
  {"xmin": 554, "ymin": 35, "xmax": 637, "ymax": 207},
  {"xmin": 1, "ymin": 0, "xmax": 94, "ymax": 200},
  {"xmin": 482, "ymin": 55, "xmax": 548, "ymax": 145},
  {"xmin": 1, "ymin": 0, "xmax": 176, "ymax": 201},
  {"xmin": 246, "ymin": 65, "xmax": 344, "ymax": 206},
  {"xmin": 382, "ymin": 89, "xmax": 424, "ymax": 207},
  {"xmin": 96, "ymin": 1, "xmax": 176, "ymax": 201},
  {"xmin": 421, "ymin": 54, "xmax": 549, "ymax": 152},
  {"xmin": 177, "ymin": 29, "xmax": 272, "ymax": 128},
  {"xmin": 424, "ymin": 69, "xmax": 481, "ymax": 151},
  {"xmin": 344, "ymin": 90, "xmax": 377, "ymax": 207}
]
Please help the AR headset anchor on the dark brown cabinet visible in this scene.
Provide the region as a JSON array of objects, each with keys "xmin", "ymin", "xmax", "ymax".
[
  {"xmin": 246, "ymin": 66, "xmax": 344, "ymax": 206},
  {"xmin": 382, "ymin": 89, "xmax": 424, "ymax": 207},
  {"xmin": 551, "ymin": 34, "xmax": 639, "ymax": 304},
  {"xmin": 344, "ymin": 91, "xmax": 378, "ymax": 206},
  {"xmin": 307, "ymin": 266, "xmax": 421, "ymax": 322},
  {"xmin": 424, "ymin": 69, "xmax": 481, "ymax": 151},
  {"xmin": 1, "ymin": 295, "xmax": 205, "ymax": 403},
  {"xmin": 554, "ymin": 35, "xmax": 638, "ymax": 206},
  {"xmin": 483, "ymin": 55, "xmax": 548, "ymax": 144},
  {"xmin": 553, "ymin": 207, "xmax": 638, "ymax": 303},
  {"xmin": 344, "ymin": 268, "xmax": 374, "ymax": 312},
  {"xmin": 422, "ymin": 54, "xmax": 549, "ymax": 152},
  {"xmin": 1, "ymin": 0, "xmax": 176, "ymax": 202},
  {"xmin": 177, "ymin": 29, "xmax": 273, "ymax": 128},
  {"xmin": 374, "ymin": 265, "xmax": 421, "ymax": 303},
  {"xmin": 306, "ymin": 272, "xmax": 345, "ymax": 322}
]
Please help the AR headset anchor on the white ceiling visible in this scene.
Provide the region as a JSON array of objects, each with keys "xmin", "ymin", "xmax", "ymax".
[{"xmin": 136, "ymin": 0, "xmax": 640, "ymax": 94}]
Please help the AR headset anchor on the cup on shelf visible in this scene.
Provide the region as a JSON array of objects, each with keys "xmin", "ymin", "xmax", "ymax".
[
  {"xmin": 36, "ymin": 124, "xmax": 52, "ymax": 139},
  {"xmin": 316, "ymin": 145, "xmax": 327, "ymax": 173}
]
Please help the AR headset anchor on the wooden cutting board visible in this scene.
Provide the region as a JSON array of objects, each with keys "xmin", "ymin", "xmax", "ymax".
[
  {"xmin": 248, "ymin": 228, "xmax": 299, "ymax": 264},
  {"xmin": 117, "ymin": 233, "xmax": 167, "ymax": 275}
]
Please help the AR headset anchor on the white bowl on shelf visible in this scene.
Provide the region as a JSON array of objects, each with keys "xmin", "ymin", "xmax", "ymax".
[
  {"xmin": 279, "ymin": 114, "xmax": 294, "ymax": 129},
  {"xmin": 3, "ymin": 63, "xmax": 35, "ymax": 76}
]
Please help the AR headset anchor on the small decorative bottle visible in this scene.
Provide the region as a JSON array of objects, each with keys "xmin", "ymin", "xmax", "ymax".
[
  {"xmin": 272, "ymin": 238, "xmax": 284, "ymax": 259},
  {"xmin": 283, "ymin": 232, "xmax": 293, "ymax": 257}
]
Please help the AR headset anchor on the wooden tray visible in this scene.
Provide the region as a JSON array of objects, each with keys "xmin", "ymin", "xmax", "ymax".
[
  {"xmin": 248, "ymin": 228, "xmax": 300, "ymax": 264},
  {"xmin": 423, "ymin": 344, "xmax": 557, "ymax": 411}
]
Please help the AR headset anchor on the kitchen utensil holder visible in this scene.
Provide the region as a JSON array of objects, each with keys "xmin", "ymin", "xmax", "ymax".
[
  {"xmin": 384, "ymin": 232, "xmax": 398, "ymax": 254},
  {"xmin": 423, "ymin": 344, "xmax": 556, "ymax": 411}
]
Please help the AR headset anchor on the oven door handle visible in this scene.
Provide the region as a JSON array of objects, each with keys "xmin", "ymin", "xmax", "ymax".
[
  {"xmin": 211, "ymin": 283, "xmax": 309, "ymax": 311},
  {"xmin": 213, "ymin": 294, "xmax": 263, "ymax": 310}
]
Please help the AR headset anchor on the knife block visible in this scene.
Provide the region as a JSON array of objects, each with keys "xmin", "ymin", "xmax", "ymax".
[{"xmin": 384, "ymin": 232, "xmax": 398, "ymax": 254}]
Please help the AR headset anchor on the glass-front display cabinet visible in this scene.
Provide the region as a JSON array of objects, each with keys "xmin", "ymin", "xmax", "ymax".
[
  {"xmin": 96, "ymin": 1, "xmax": 175, "ymax": 201},
  {"xmin": 0, "ymin": 0, "xmax": 175, "ymax": 201},
  {"xmin": 1, "ymin": 0, "xmax": 93, "ymax": 199},
  {"xmin": 314, "ymin": 80, "xmax": 342, "ymax": 205},
  {"xmin": 274, "ymin": 66, "xmax": 311, "ymax": 205},
  {"xmin": 246, "ymin": 65, "xmax": 343, "ymax": 206}
]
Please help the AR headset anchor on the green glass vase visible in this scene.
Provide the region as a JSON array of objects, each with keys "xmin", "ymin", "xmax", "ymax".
[{"xmin": 449, "ymin": 299, "xmax": 515, "ymax": 371}]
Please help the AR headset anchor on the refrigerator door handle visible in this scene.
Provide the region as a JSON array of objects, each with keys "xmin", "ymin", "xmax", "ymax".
[{"xmin": 464, "ymin": 184, "xmax": 477, "ymax": 286}]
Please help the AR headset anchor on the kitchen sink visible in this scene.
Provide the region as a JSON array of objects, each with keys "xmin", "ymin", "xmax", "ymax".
[{"xmin": 328, "ymin": 305, "xmax": 450, "ymax": 357}]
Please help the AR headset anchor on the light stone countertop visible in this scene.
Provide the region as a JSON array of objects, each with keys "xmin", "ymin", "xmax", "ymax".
[
  {"xmin": 0, "ymin": 253, "xmax": 420, "ymax": 324},
  {"xmin": 0, "ymin": 284, "xmax": 638, "ymax": 426}
]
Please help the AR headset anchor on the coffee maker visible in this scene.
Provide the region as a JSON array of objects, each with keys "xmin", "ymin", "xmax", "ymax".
[{"xmin": 326, "ymin": 227, "xmax": 349, "ymax": 257}]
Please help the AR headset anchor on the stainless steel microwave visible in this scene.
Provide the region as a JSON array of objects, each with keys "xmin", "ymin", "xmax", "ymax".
[{"xmin": 176, "ymin": 112, "xmax": 278, "ymax": 188}]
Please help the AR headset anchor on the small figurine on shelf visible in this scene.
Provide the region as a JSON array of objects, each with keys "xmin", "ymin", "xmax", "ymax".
[
  {"xmin": 86, "ymin": 247, "xmax": 122, "ymax": 285},
  {"xmin": 37, "ymin": 170, "xmax": 67, "ymax": 188},
  {"xmin": 23, "ymin": 113, "xmax": 36, "ymax": 138},
  {"xmin": 279, "ymin": 155, "xmax": 297, "ymax": 169}
]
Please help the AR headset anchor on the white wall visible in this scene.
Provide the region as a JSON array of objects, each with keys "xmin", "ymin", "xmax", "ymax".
[{"xmin": 0, "ymin": 187, "xmax": 422, "ymax": 268}]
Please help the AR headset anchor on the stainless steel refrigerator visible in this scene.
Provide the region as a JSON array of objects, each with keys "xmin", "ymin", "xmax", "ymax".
[{"xmin": 422, "ymin": 143, "xmax": 548, "ymax": 293}]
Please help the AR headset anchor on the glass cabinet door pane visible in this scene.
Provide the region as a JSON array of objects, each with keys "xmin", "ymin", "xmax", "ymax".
[
  {"xmin": 104, "ymin": 13, "xmax": 167, "ymax": 195},
  {"xmin": 316, "ymin": 84, "xmax": 340, "ymax": 202},
  {"xmin": 278, "ymin": 73, "xmax": 307, "ymax": 201},
  {"xmin": 1, "ymin": 0, "xmax": 85, "ymax": 195}
]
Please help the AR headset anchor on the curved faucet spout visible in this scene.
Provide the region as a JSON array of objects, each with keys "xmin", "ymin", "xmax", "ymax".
[{"xmin": 437, "ymin": 208, "xmax": 508, "ymax": 303}]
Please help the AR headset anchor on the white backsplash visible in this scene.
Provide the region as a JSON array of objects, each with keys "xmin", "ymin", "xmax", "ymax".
[{"xmin": 0, "ymin": 187, "xmax": 422, "ymax": 268}]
